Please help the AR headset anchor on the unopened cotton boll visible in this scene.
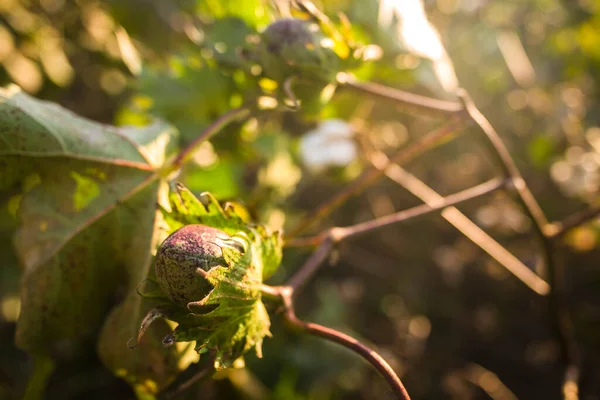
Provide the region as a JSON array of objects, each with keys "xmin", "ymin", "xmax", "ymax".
[{"xmin": 299, "ymin": 119, "xmax": 357, "ymax": 171}]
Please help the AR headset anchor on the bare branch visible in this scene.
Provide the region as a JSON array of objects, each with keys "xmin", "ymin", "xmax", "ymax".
[
  {"xmin": 337, "ymin": 177, "xmax": 506, "ymax": 241},
  {"xmin": 278, "ymin": 287, "xmax": 411, "ymax": 400},
  {"xmin": 457, "ymin": 90, "xmax": 549, "ymax": 243},
  {"xmin": 285, "ymin": 235, "xmax": 322, "ymax": 248},
  {"xmin": 287, "ymin": 178, "xmax": 507, "ymax": 291},
  {"xmin": 458, "ymin": 89, "xmax": 579, "ymax": 399},
  {"xmin": 370, "ymin": 151, "xmax": 550, "ymax": 295},
  {"xmin": 546, "ymin": 204, "xmax": 600, "ymax": 239},
  {"xmin": 286, "ymin": 116, "xmax": 467, "ymax": 239},
  {"xmin": 287, "ymin": 237, "xmax": 335, "ymax": 291},
  {"xmin": 337, "ymin": 73, "xmax": 464, "ymax": 117}
]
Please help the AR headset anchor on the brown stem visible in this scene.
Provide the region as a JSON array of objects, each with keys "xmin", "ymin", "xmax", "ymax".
[
  {"xmin": 457, "ymin": 90, "xmax": 549, "ymax": 232},
  {"xmin": 286, "ymin": 116, "xmax": 467, "ymax": 239},
  {"xmin": 279, "ymin": 288, "xmax": 411, "ymax": 400},
  {"xmin": 546, "ymin": 204, "xmax": 600, "ymax": 239},
  {"xmin": 287, "ymin": 178, "xmax": 506, "ymax": 291},
  {"xmin": 337, "ymin": 177, "xmax": 506, "ymax": 241},
  {"xmin": 287, "ymin": 237, "xmax": 335, "ymax": 291},
  {"xmin": 168, "ymin": 107, "xmax": 251, "ymax": 171},
  {"xmin": 285, "ymin": 235, "xmax": 322, "ymax": 248},
  {"xmin": 458, "ymin": 89, "xmax": 579, "ymax": 399},
  {"xmin": 371, "ymin": 152, "xmax": 550, "ymax": 295},
  {"xmin": 337, "ymin": 73, "xmax": 464, "ymax": 117}
]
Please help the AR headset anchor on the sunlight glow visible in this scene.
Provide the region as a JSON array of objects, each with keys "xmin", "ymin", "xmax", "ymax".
[{"xmin": 378, "ymin": 0, "xmax": 458, "ymax": 92}]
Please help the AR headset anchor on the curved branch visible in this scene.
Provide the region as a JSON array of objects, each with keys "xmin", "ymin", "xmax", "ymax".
[
  {"xmin": 279, "ymin": 288, "xmax": 411, "ymax": 400},
  {"xmin": 337, "ymin": 73, "xmax": 464, "ymax": 117}
]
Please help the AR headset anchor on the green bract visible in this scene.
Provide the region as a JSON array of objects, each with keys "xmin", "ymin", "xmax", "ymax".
[{"xmin": 134, "ymin": 182, "xmax": 283, "ymax": 368}]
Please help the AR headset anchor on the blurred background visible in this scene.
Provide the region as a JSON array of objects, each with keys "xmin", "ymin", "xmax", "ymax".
[{"xmin": 1, "ymin": 0, "xmax": 599, "ymax": 399}]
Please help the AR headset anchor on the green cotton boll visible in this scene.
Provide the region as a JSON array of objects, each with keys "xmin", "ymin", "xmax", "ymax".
[
  {"xmin": 155, "ymin": 224, "xmax": 234, "ymax": 307},
  {"xmin": 257, "ymin": 18, "xmax": 340, "ymax": 83},
  {"xmin": 133, "ymin": 183, "xmax": 282, "ymax": 367}
]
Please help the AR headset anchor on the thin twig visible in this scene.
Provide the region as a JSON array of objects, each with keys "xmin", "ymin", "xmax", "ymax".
[
  {"xmin": 169, "ymin": 107, "xmax": 251, "ymax": 171},
  {"xmin": 337, "ymin": 73, "xmax": 464, "ymax": 117},
  {"xmin": 278, "ymin": 287, "xmax": 411, "ymax": 400},
  {"xmin": 286, "ymin": 116, "xmax": 466, "ymax": 239},
  {"xmin": 369, "ymin": 150, "xmax": 550, "ymax": 295},
  {"xmin": 287, "ymin": 237, "xmax": 335, "ymax": 291},
  {"xmin": 546, "ymin": 204, "xmax": 600, "ymax": 239},
  {"xmin": 337, "ymin": 177, "xmax": 506, "ymax": 241},
  {"xmin": 458, "ymin": 89, "xmax": 579, "ymax": 399},
  {"xmin": 287, "ymin": 178, "xmax": 506, "ymax": 291},
  {"xmin": 457, "ymin": 90, "xmax": 549, "ymax": 234}
]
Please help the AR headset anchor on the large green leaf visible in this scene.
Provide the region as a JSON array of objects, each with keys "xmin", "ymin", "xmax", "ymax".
[{"xmin": 0, "ymin": 85, "xmax": 194, "ymax": 394}]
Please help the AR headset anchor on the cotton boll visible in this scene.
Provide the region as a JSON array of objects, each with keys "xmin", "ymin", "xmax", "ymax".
[
  {"xmin": 299, "ymin": 119, "xmax": 357, "ymax": 171},
  {"xmin": 318, "ymin": 119, "xmax": 355, "ymax": 138}
]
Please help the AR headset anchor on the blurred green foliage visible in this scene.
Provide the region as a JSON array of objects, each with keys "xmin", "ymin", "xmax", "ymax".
[{"xmin": 1, "ymin": 0, "xmax": 599, "ymax": 399}]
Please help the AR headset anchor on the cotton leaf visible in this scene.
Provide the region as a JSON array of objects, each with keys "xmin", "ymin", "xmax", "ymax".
[{"xmin": 0, "ymin": 85, "xmax": 193, "ymax": 395}]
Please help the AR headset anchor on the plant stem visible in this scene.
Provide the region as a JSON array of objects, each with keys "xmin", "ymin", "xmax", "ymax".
[
  {"xmin": 337, "ymin": 177, "xmax": 506, "ymax": 241},
  {"xmin": 457, "ymin": 90, "xmax": 549, "ymax": 234},
  {"xmin": 458, "ymin": 89, "xmax": 579, "ymax": 399},
  {"xmin": 287, "ymin": 177, "xmax": 506, "ymax": 292},
  {"xmin": 337, "ymin": 72, "xmax": 463, "ymax": 117},
  {"xmin": 168, "ymin": 107, "xmax": 251, "ymax": 171},
  {"xmin": 287, "ymin": 238, "xmax": 335, "ymax": 291},
  {"xmin": 278, "ymin": 287, "xmax": 411, "ymax": 400},
  {"xmin": 22, "ymin": 356, "xmax": 55, "ymax": 400},
  {"xmin": 371, "ymin": 151, "xmax": 550, "ymax": 295},
  {"xmin": 546, "ymin": 204, "xmax": 600, "ymax": 239}
]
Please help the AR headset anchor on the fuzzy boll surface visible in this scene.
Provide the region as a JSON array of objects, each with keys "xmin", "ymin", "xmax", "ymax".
[
  {"xmin": 262, "ymin": 18, "xmax": 315, "ymax": 53},
  {"xmin": 155, "ymin": 225, "xmax": 229, "ymax": 307}
]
